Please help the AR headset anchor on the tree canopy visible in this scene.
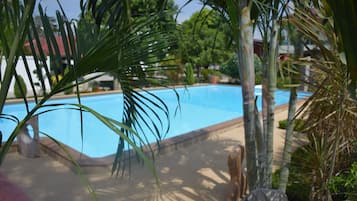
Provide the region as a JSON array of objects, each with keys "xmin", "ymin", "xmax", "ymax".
[{"xmin": 177, "ymin": 8, "xmax": 233, "ymax": 67}]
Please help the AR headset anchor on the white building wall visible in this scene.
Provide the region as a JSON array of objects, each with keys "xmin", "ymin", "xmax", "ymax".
[{"xmin": 1, "ymin": 56, "xmax": 51, "ymax": 98}]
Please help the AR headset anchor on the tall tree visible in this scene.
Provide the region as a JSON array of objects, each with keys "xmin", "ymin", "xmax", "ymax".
[
  {"xmin": 278, "ymin": 6, "xmax": 304, "ymax": 192},
  {"xmin": 237, "ymin": 0, "xmax": 259, "ymax": 189},
  {"xmin": 202, "ymin": 0, "xmax": 286, "ymax": 190},
  {"xmin": 202, "ymin": 0, "xmax": 259, "ymax": 189},
  {"xmin": 178, "ymin": 8, "xmax": 233, "ymax": 68},
  {"xmin": 257, "ymin": 0, "xmax": 283, "ymax": 188}
]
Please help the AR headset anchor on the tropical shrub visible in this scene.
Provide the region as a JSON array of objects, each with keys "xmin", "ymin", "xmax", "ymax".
[
  {"xmin": 329, "ymin": 162, "xmax": 357, "ymax": 201},
  {"xmin": 185, "ymin": 63, "xmax": 195, "ymax": 85},
  {"xmin": 273, "ymin": 147, "xmax": 311, "ymax": 201},
  {"xmin": 201, "ymin": 69, "xmax": 221, "ymax": 81},
  {"xmin": 161, "ymin": 55, "xmax": 184, "ymax": 84},
  {"xmin": 164, "ymin": 66, "xmax": 184, "ymax": 84},
  {"xmin": 14, "ymin": 75, "xmax": 27, "ymax": 98},
  {"xmin": 220, "ymin": 54, "xmax": 262, "ymax": 84},
  {"xmin": 287, "ymin": 5, "xmax": 357, "ymax": 200},
  {"xmin": 278, "ymin": 119, "xmax": 305, "ymax": 132},
  {"xmin": 276, "ymin": 77, "xmax": 291, "ymax": 89},
  {"xmin": 220, "ymin": 54, "xmax": 239, "ymax": 78}
]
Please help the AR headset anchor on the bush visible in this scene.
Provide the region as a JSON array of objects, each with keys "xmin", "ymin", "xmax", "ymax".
[
  {"xmin": 272, "ymin": 147, "xmax": 311, "ymax": 201},
  {"xmin": 278, "ymin": 119, "xmax": 305, "ymax": 132},
  {"xmin": 185, "ymin": 63, "xmax": 195, "ymax": 85},
  {"xmin": 277, "ymin": 77, "xmax": 291, "ymax": 89},
  {"xmin": 14, "ymin": 75, "xmax": 27, "ymax": 98},
  {"xmin": 63, "ymin": 67, "xmax": 73, "ymax": 94},
  {"xmin": 254, "ymin": 54, "xmax": 262, "ymax": 84},
  {"xmin": 201, "ymin": 69, "xmax": 221, "ymax": 81},
  {"xmin": 220, "ymin": 54, "xmax": 239, "ymax": 78},
  {"xmin": 220, "ymin": 54, "xmax": 262, "ymax": 84},
  {"xmin": 329, "ymin": 162, "xmax": 357, "ymax": 201}
]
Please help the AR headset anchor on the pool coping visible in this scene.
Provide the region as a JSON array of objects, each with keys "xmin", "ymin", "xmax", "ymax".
[
  {"xmin": 40, "ymin": 114, "xmax": 245, "ymax": 172},
  {"xmin": 4, "ymin": 83, "xmax": 209, "ymax": 104},
  {"xmin": 3, "ymin": 85, "xmax": 308, "ymax": 172},
  {"xmin": 35, "ymin": 99, "xmax": 303, "ymax": 173}
]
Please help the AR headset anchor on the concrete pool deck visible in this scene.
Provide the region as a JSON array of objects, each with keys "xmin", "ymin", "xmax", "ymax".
[{"xmin": 0, "ymin": 101, "xmax": 305, "ymax": 201}]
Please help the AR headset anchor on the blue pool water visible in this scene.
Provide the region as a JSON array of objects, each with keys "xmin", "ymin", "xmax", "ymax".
[{"xmin": 1, "ymin": 85, "xmax": 309, "ymax": 157}]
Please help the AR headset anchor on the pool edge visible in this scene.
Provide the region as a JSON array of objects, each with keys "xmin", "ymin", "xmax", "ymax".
[{"xmin": 32, "ymin": 99, "xmax": 305, "ymax": 173}]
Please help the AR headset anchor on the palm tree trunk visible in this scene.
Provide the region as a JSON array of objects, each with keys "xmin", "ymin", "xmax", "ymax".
[
  {"xmin": 278, "ymin": 87, "xmax": 297, "ymax": 192},
  {"xmin": 255, "ymin": 97, "xmax": 266, "ymax": 187},
  {"xmin": 279, "ymin": 30, "xmax": 304, "ymax": 192},
  {"xmin": 238, "ymin": 1, "xmax": 258, "ymax": 190},
  {"xmin": 265, "ymin": 20, "xmax": 279, "ymax": 188}
]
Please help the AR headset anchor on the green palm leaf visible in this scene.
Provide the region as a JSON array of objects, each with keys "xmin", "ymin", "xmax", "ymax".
[{"xmin": 0, "ymin": 0, "xmax": 178, "ymax": 188}]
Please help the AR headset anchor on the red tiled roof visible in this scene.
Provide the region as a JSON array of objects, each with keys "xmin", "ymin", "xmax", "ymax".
[{"xmin": 24, "ymin": 35, "xmax": 74, "ymax": 57}]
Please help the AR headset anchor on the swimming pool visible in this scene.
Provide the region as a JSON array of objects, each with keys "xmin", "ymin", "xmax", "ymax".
[{"xmin": 1, "ymin": 85, "xmax": 309, "ymax": 157}]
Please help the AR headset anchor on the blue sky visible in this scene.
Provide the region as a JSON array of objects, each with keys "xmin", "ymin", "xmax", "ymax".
[{"xmin": 36, "ymin": 0, "xmax": 203, "ymax": 23}]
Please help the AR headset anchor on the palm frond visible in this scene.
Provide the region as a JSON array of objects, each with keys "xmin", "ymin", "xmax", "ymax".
[
  {"xmin": 0, "ymin": 0, "xmax": 35, "ymax": 112},
  {"xmin": 0, "ymin": 0, "xmax": 179, "ymax": 182},
  {"xmin": 289, "ymin": 4, "xmax": 357, "ymax": 198},
  {"xmin": 325, "ymin": 0, "xmax": 357, "ymax": 98}
]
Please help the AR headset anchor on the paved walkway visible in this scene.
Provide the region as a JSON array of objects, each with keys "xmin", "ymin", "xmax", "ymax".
[{"xmin": 1, "ymin": 103, "xmax": 303, "ymax": 201}]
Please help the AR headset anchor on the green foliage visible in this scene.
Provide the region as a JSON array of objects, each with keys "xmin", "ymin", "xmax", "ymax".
[
  {"xmin": 131, "ymin": 0, "xmax": 178, "ymax": 61},
  {"xmin": 220, "ymin": 54, "xmax": 262, "ymax": 84},
  {"xmin": 329, "ymin": 162, "xmax": 357, "ymax": 200},
  {"xmin": 185, "ymin": 63, "xmax": 195, "ymax": 85},
  {"xmin": 277, "ymin": 59, "xmax": 294, "ymax": 89},
  {"xmin": 277, "ymin": 77, "xmax": 291, "ymax": 89},
  {"xmin": 201, "ymin": 69, "xmax": 221, "ymax": 81},
  {"xmin": 160, "ymin": 55, "xmax": 183, "ymax": 84},
  {"xmin": 14, "ymin": 75, "xmax": 27, "ymax": 98},
  {"xmin": 63, "ymin": 67, "xmax": 73, "ymax": 95},
  {"xmin": 278, "ymin": 119, "xmax": 305, "ymax": 132},
  {"xmin": 0, "ymin": 1, "xmax": 179, "ymax": 187},
  {"xmin": 178, "ymin": 9, "xmax": 233, "ymax": 68},
  {"xmin": 273, "ymin": 148, "xmax": 311, "ymax": 201},
  {"xmin": 254, "ymin": 55, "xmax": 262, "ymax": 84},
  {"xmin": 290, "ymin": 5, "xmax": 357, "ymax": 199},
  {"xmin": 220, "ymin": 54, "xmax": 239, "ymax": 78}
]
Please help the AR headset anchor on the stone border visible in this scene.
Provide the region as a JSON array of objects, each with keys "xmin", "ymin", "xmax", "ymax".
[
  {"xmin": 38, "ymin": 115, "xmax": 245, "ymax": 173},
  {"xmin": 3, "ymin": 85, "xmax": 308, "ymax": 173},
  {"xmin": 4, "ymin": 84, "xmax": 209, "ymax": 104}
]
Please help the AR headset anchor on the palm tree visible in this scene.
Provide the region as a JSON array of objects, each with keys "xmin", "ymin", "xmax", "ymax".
[
  {"xmin": 200, "ymin": 0, "xmax": 286, "ymax": 190},
  {"xmin": 0, "ymin": 0, "xmax": 177, "ymax": 188},
  {"xmin": 285, "ymin": 2, "xmax": 357, "ymax": 199},
  {"xmin": 326, "ymin": 0, "xmax": 357, "ymax": 99},
  {"xmin": 278, "ymin": 0, "xmax": 304, "ymax": 192}
]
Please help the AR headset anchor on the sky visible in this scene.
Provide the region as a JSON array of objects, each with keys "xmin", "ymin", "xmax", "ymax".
[{"xmin": 36, "ymin": 0, "xmax": 203, "ymax": 23}]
